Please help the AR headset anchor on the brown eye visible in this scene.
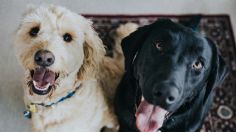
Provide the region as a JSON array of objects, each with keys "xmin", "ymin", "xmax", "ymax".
[
  {"xmin": 63, "ymin": 33, "xmax": 72, "ymax": 42},
  {"xmin": 156, "ymin": 42, "xmax": 163, "ymax": 51},
  {"xmin": 29, "ymin": 26, "xmax": 40, "ymax": 37},
  {"xmin": 192, "ymin": 61, "xmax": 203, "ymax": 71}
]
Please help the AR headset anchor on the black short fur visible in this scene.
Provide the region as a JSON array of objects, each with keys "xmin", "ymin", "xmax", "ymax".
[{"xmin": 115, "ymin": 18, "xmax": 229, "ymax": 132}]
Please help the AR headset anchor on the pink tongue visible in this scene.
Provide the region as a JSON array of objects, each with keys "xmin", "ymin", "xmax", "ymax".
[
  {"xmin": 33, "ymin": 68, "xmax": 56, "ymax": 88},
  {"xmin": 136, "ymin": 100, "xmax": 168, "ymax": 132}
]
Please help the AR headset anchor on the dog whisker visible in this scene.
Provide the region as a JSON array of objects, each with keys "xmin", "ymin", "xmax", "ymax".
[
  {"xmin": 27, "ymin": 80, "xmax": 34, "ymax": 95},
  {"xmin": 48, "ymin": 86, "xmax": 55, "ymax": 98}
]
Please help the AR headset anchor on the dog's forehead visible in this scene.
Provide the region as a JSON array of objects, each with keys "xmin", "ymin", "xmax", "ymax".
[
  {"xmin": 149, "ymin": 25, "xmax": 205, "ymax": 49},
  {"xmin": 149, "ymin": 21, "xmax": 191, "ymax": 42},
  {"xmin": 22, "ymin": 6, "xmax": 79, "ymax": 31},
  {"xmin": 146, "ymin": 24, "xmax": 212, "ymax": 61}
]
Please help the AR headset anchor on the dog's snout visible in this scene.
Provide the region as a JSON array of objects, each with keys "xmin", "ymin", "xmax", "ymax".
[
  {"xmin": 34, "ymin": 50, "xmax": 55, "ymax": 67},
  {"xmin": 153, "ymin": 84, "xmax": 179, "ymax": 105}
]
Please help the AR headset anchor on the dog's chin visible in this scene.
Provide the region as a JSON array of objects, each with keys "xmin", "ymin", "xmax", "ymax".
[
  {"xmin": 31, "ymin": 83, "xmax": 52, "ymax": 95},
  {"xmin": 135, "ymin": 95, "xmax": 169, "ymax": 132},
  {"xmin": 28, "ymin": 67, "xmax": 59, "ymax": 96}
]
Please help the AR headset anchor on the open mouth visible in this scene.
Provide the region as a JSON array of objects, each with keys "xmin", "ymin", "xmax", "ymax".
[
  {"xmin": 135, "ymin": 96, "xmax": 169, "ymax": 132},
  {"xmin": 29, "ymin": 67, "xmax": 59, "ymax": 95}
]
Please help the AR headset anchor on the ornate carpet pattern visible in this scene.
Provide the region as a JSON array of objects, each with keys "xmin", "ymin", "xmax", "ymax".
[{"xmin": 84, "ymin": 15, "xmax": 236, "ymax": 132}]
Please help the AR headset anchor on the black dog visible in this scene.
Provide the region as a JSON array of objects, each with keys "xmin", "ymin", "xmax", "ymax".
[{"xmin": 115, "ymin": 18, "xmax": 229, "ymax": 132}]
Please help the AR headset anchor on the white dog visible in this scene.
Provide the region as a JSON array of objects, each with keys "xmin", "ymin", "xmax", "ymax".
[{"xmin": 14, "ymin": 5, "xmax": 137, "ymax": 132}]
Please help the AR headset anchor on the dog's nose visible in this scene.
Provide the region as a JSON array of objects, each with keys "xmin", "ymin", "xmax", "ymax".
[
  {"xmin": 153, "ymin": 86, "xmax": 179, "ymax": 105},
  {"xmin": 34, "ymin": 50, "xmax": 55, "ymax": 67}
]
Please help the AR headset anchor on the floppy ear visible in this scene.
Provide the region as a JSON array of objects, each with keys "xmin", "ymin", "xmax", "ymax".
[
  {"xmin": 204, "ymin": 38, "xmax": 229, "ymax": 101},
  {"xmin": 77, "ymin": 18, "xmax": 106, "ymax": 80},
  {"xmin": 121, "ymin": 24, "xmax": 152, "ymax": 71}
]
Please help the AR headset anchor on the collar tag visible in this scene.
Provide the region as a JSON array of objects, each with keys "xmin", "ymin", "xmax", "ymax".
[
  {"xmin": 23, "ymin": 104, "xmax": 37, "ymax": 119},
  {"xmin": 28, "ymin": 104, "xmax": 37, "ymax": 113}
]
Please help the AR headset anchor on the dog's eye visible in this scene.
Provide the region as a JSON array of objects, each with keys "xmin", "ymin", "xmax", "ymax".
[
  {"xmin": 63, "ymin": 33, "xmax": 73, "ymax": 42},
  {"xmin": 156, "ymin": 42, "xmax": 163, "ymax": 51},
  {"xmin": 29, "ymin": 26, "xmax": 40, "ymax": 37},
  {"xmin": 192, "ymin": 61, "xmax": 203, "ymax": 71}
]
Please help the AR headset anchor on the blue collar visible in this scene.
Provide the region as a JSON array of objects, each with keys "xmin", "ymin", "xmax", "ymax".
[
  {"xmin": 24, "ymin": 84, "xmax": 81, "ymax": 119},
  {"xmin": 37, "ymin": 85, "xmax": 81, "ymax": 107}
]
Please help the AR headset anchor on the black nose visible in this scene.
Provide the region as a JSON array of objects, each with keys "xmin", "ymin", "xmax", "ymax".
[
  {"xmin": 153, "ymin": 85, "xmax": 179, "ymax": 105},
  {"xmin": 34, "ymin": 50, "xmax": 55, "ymax": 67}
]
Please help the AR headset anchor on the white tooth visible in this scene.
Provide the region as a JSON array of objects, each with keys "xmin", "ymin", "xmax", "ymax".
[
  {"xmin": 33, "ymin": 81, "xmax": 37, "ymax": 87},
  {"xmin": 45, "ymin": 83, "xmax": 50, "ymax": 89},
  {"xmin": 34, "ymin": 83, "xmax": 50, "ymax": 91},
  {"xmin": 141, "ymin": 96, "xmax": 144, "ymax": 101},
  {"xmin": 35, "ymin": 86, "xmax": 41, "ymax": 90}
]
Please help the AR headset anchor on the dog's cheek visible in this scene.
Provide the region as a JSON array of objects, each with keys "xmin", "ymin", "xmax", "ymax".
[
  {"xmin": 21, "ymin": 53, "xmax": 35, "ymax": 69},
  {"xmin": 49, "ymin": 42, "xmax": 84, "ymax": 73},
  {"xmin": 15, "ymin": 30, "xmax": 43, "ymax": 70},
  {"xmin": 66, "ymin": 43, "xmax": 84, "ymax": 72},
  {"xmin": 15, "ymin": 45, "xmax": 37, "ymax": 70},
  {"xmin": 47, "ymin": 44, "xmax": 67, "ymax": 72}
]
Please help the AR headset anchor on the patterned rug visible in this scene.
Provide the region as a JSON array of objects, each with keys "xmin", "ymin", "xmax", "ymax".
[{"xmin": 84, "ymin": 15, "xmax": 236, "ymax": 132}]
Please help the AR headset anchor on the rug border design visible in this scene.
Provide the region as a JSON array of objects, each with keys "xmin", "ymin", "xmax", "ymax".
[{"xmin": 83, "ymin": 14, "xmax": 236, "ymax": 51}]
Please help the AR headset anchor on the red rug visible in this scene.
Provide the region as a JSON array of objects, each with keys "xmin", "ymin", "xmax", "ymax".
[{"xmin": 84, "ymin": 15, "xmax": 236, "ymax": 132}]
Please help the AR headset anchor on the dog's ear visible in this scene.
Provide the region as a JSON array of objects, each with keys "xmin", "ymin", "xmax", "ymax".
[
  {"xmin": 77, "ymin": 18, "xmax": 106, "ymax": 80},
  {"xmin": 121, "ymin": 24, "xmax": 153, "ymax": 71},
  {"xmin": 179, "ymin": 15, "xmax": 202, "ymax": 31},
  {"xmin": 204, "ymin": 38, "xmax": 229, "ymax": 101}
]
